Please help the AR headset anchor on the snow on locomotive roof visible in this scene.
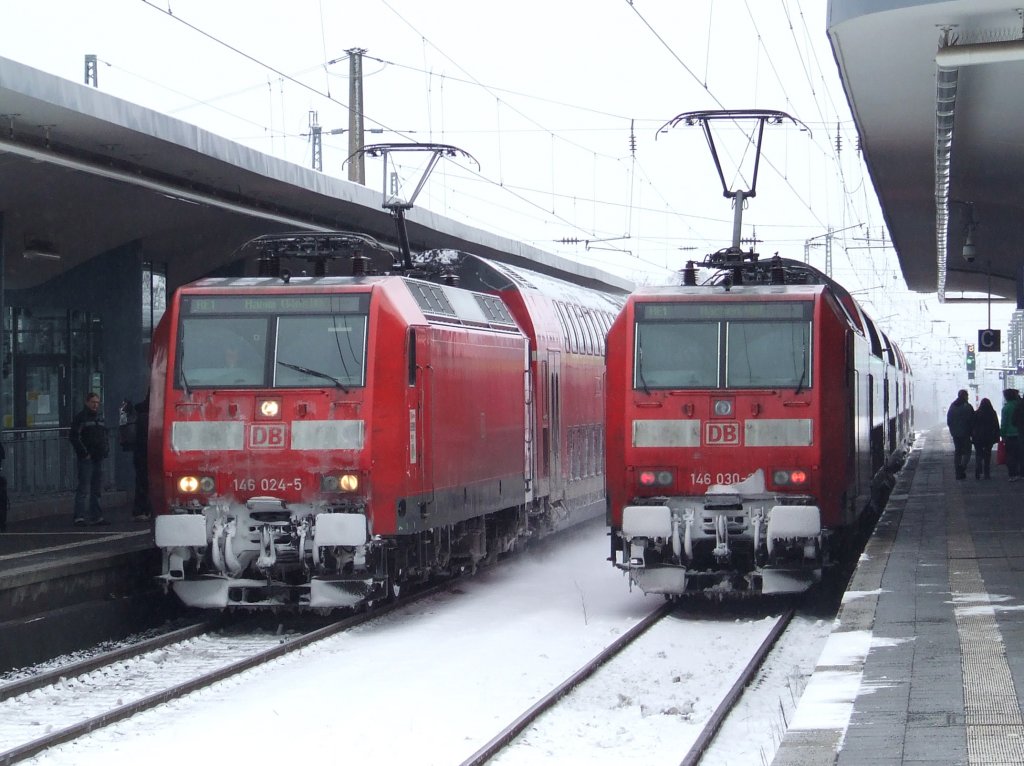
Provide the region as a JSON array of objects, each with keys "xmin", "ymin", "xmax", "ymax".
[
  {"xmin": 402, "ymin": 277, "xmax": 520, "ymax": 332},
  {"xmin": 185, "ymin": 272, "xmax": 522, "ymax": 333},
  {"xmin": 417, "ymin": 249, "xmax": 627, "ymax": 313},
  {"xmin": 631, "ymin": 283, "xmax": 826, "ymax": 297},
  {"xmin": 187, "ymin": 275, "xmax": 389, "ymax": 288}
]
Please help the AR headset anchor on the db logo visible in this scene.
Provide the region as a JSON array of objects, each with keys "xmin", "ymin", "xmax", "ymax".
[
  {"xmin": 250, "ymin": 423, "xmax": 287, "ymax": 448},
  {"xmin": 705, "ymin": 422, "xmax": 740, "ymax": 445}
]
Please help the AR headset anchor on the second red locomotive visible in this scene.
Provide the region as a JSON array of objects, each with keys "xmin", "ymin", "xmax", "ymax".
[
  {"xmin": 604, "ymin": 251, "xmax": 913, "ymax": 596},
  {"xmin": 150, "ymin": 233, "xmax": 625, "ymax": 608}
]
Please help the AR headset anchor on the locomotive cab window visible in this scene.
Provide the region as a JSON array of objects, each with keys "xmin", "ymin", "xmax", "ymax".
[
  {"xmin": 274, "ymin": 313, "xmax": 367, "ymax": 388},
  {"xmin": 177, "ymin": 294, "xmax": 369, "ymax": 389},
  {"xmin": 634, "ymin": 301, "xmax": 812, "ymax": 390}
]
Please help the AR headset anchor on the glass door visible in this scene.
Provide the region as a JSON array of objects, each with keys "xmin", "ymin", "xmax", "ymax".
[{"xmin": 16, "ymin": 356, "xmax": 66, "ymax": 428}]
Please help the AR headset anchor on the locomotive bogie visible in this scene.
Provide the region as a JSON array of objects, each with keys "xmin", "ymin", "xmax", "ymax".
[
  {"xmin": 155, "ymin": 500, "xmax": 538, "ymax": 608},
  {"xmin": 616, "ymin": 493, "xmax": 823, "ymax": 594}
]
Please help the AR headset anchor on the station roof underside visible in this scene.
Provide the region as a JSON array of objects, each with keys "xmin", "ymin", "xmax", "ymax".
[
  {"xmin": 829, "ymin": 0, "xmax": 1024, "ymax": 302},
  {"xmin": 0, "ymin": 56, "xmax": 631, "ymax": 296}
]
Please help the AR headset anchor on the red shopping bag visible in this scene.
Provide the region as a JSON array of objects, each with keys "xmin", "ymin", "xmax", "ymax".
[{"xmin": 997, "ymin": 440, "xmax": 1007, "ymax": 466}]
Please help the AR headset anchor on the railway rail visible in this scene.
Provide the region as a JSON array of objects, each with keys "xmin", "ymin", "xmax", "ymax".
[
  {"xmin": 0, "ymin": 521, "xmax": 814, "ymax": 766},
  {"xmin": 461, "ymin": 606, "xmax": 796, "ymax": 766},
  {"xmin": 0, "ymin": 621, "xmax": 216, "ymax": 703},
  {"xmin": 680, "ymin": 607, "xmax": 795, "ymax": 765},
  {"xmin": 0, "ymin": 584, "xmax": 448, "ymax": 765}
]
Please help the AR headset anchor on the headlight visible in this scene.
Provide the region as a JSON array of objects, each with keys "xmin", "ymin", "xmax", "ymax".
[
  {"xmin": 258, "ymin": 398, "xmax": 281, "ymax": 418},
  {"xmin": 178, "ymin": 475, "xmax": 214, "ymax": 494},
  {"xmin": 712, "ymin": 398, "xmax": 734, "ymax": 417},
  {"xmin": 321, "ymin": 473, "xmax": 360, "ymax": 492}
]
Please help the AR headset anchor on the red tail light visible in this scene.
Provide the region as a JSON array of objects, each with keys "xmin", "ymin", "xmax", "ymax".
[
  {"xmin": 772, "ymin": 469, "xmax": 808, "ymax": 486},
  {"xmin": 638, "ymin": 469, "xmax": 674, "ymax": 487}
]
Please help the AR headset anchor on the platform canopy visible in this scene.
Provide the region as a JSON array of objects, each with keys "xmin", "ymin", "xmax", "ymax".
[
  {"xmin": 0, "ymin": 56, "xmax": 631, "ymax": 296},
  {"xmin": 829, "ymin": 0, "xmax": 1024, "ymax": 302}
]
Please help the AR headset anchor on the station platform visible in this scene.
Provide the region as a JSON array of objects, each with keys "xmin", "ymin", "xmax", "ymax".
[
  {"xmin": 0, "ymin": 500, "xmax": 165, "ymax": 671},
  {"xmin": 774, "ymin": 426, "xmax": 1024, "ymax": 765}
]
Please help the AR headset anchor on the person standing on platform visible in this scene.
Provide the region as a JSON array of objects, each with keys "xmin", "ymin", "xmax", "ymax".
[
  {"xmin": 1000, "ymin": 388, "xmax": 1023, "ymax": 481},
  {"xmin": 946, "ymin": 389, "xmax": 975, "ymax": 480},
  {"xmin": 69, "ymin": 392, "xmax": 108, "ymax": 525},
  {"xmin": 971, "ymin": 397, "xmax": 1000, "ymax": 479}
]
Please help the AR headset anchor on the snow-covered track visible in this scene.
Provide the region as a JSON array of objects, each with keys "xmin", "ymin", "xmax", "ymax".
[
  {"xmin": 680, "ymin": 607, "xmax": 795, "ymax": 765},
  {"xmin": 0, "ymin": 621, "xmax": 215, "ymax": 702},
  {"xmin": 459, "ymin": 602, "xmax": 674, "ymax": 766},
  {"xmin": 0, "ymin": 584, "xmax": 449, "ymax": 765},
  {"xmin": 462, "ymin": 605, "xmax": 796, "ymax": 766}
]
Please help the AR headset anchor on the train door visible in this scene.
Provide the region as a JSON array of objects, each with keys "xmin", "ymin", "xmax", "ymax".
[
  {"xmin": 868, "ymin": 372, "xmax": 884, "ymax": 473},
  {"xmin": 884, "ymin": 373, "xmax": 893, "ymax": 453},
  {"xmin": 846, "ymin": 334, "xmax": 857, "ymax": 515},
  {"xmin": 535, "ymin": 357, "xmax": 549, "ymax": 498},
  {"xmin": 523, "ymin": 345, "xmax": 535, "ymax": 502},
  {"xmin": 410, "ymin": 327, "xmax": 432, "ymax": 507},
  {"xmin": 547, "ymin": 349, "xmax": 564, "ymax": 501}
]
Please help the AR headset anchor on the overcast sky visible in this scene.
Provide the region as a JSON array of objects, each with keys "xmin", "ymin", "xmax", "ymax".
[{"xmin": 0, "ymin": 0, "xmax": 1014, "ymax": 393}]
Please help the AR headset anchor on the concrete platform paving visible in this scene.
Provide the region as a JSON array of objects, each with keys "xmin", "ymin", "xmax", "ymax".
[{"xmin": 774, "ymin": 426, "xmax": 1024, "ymax": 765}]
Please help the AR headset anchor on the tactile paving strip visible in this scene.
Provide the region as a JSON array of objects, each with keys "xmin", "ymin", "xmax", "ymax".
[{"xmin": 948, "ymin": 492, "xmax": 1024, "ymax": 763}]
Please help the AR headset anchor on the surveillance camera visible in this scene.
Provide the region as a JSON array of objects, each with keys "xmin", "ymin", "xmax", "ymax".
[{"xmin": 962, "ymin": 227, "xmax": 976, "ymax": 262}]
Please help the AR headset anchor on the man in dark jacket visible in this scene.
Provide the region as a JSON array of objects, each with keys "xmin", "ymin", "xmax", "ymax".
[
  {"xmin": 947, "ymin": 388, "xmax": 975, "ymax": 481},
  {"xmin": 69, "ymin": 392, "xmax": 108, "ymax": 525}
]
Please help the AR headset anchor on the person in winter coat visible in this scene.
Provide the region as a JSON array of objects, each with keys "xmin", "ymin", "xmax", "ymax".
[
  {"xmin": 69, "ymin": 392, "xmax": 108, "ymax": 525},
  {"xmin": 971, "ymin": 397, "xmax": 1001, "ymax": 479},
  {"xmin": 1000, "ymin": 388, "xmax": 1023, "ymax": 481},
  {"xmin": 946, "ymin": 389, "xmax": 975, "ymax": 480}
]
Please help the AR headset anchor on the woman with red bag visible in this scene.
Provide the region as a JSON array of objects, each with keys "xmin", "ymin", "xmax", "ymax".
[{"xmin": 972, "ymin": 398, "xmax": 1001, "ymax": 479}]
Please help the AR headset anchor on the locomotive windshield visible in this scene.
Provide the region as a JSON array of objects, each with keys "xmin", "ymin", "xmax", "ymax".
[
  {"xmin": 176, "ymin": 293, "xmax": 369, "ymax": 389},
  {"xmin": 634, "ymin": 301, "xmax": 812, "ymax": 390}
]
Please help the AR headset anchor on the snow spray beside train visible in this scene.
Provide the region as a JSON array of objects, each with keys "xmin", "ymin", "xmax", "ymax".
[{"xmin": 148, "ymin": 232, "xmax": 625, "ymax": 608}]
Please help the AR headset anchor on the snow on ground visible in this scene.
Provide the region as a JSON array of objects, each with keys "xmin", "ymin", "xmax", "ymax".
[
  {"xmin": 17, "ymin": 520, "xmax": 832, "ymax": 766},
  {"xmin": 699, "ymin": 614, "xmax": 832, "ymax": 766}
]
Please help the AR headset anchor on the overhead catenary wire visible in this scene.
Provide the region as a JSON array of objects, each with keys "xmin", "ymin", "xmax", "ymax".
[
  {"xmin": 138, "ymin": 0, "xmax": 637, "ymax": 249},
  {"xmin": 135, "ymin": 0, "xmax": 885, "ymax": 280}
]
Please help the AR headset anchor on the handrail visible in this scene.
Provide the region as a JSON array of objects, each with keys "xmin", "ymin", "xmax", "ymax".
[
  {"xmin": 1, "ymin": 428, "xmax": 118, "ymax": 498},
  {"xmin": 2, "ymin": 426, "xmax": 70, "ymax": 438}
]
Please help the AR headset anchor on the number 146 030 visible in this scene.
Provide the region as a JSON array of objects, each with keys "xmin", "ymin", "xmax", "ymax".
[{"xmin": 690, "ymin": 472, "xmax": 742, "ymax": 485}]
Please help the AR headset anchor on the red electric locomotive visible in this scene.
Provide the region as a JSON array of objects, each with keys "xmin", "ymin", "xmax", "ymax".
[
  {"xmin": 149, "ymin": 232, "xmax": 625, "ymax": 608},
  {"xmin": 604, "ymin": 250, "xmax": 913, "ymax": 596}
]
